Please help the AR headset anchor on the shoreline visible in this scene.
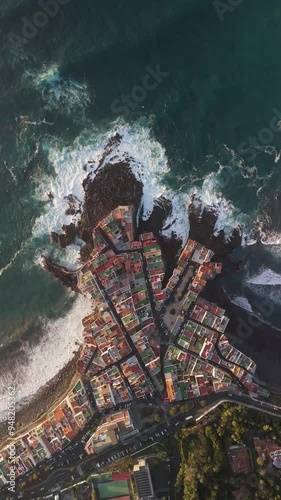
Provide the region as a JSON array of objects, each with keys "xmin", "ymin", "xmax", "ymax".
[
  {"xmin": 1, "ymin": 276, "xmax": 281, "ymax": 448},
  {"xmin": 0, "ymin": 351, "xmax": 80, "ymax": 447},
  {"xmin": 1, "ymin": 139, "xmax": 280, "ymax": 449},
  {"xmin": 203, "ymin": 278, "xmax": 281, "ymax": 389}
]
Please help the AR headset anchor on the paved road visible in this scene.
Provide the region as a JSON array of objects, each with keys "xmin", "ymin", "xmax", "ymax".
[{"xmin": 8, "ymin": 392, "xmax": 281, "ymax": 500}]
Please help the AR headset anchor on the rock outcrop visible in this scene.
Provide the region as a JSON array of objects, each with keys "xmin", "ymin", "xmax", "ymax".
[
  {"xmin": 43, "ymin": 134, "xmax": 243, "ymax": 290},
  {"xmin": 51, "ymin": 223, "xmax": 78, "ymax": 248},
  {"xmin": 80, "ymin": 161, "xmax": 143, "ymax": 232},
  {"xmin": 41, "ymin": 256, "xmax": 79, "ymax": 292}
]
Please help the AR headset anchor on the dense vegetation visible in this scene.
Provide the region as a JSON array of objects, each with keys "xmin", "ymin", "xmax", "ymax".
[{"xmin": 175, "ymin": 404, "xmax": 281, "ymax": 500}]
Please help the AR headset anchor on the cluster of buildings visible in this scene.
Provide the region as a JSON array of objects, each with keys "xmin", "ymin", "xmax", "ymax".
[
  {"xmin": 84, "ymin": 409, "xmax": 138, "ymax": 454},
  {"xmin": 76, "ymin": 210, "xmax": 260, "ymax": 407},
  {"xmin": 76, "ymin": 208, "xmax": 259, "ymax": 408},
  {"xmin": 218, "ymin": 334, "xmax": 256, "ymax": 372},
  {"xmin": 228, "ymin": 437, "xmax": 281, "ymax": 477},
  {"xmin": 0, "ymin": 205, "xmax": 264, "ymax": 488},
  {"xmin": 159, "ymin": 236, "xmax": 259, "ymax": 400},
  {"xmin": 77, "ymin": 206, "xmax": 165, "ymax": 408},
  {"xmin": 140, "ymin": 232, "xmax": 165, "ymax": 309},
  {"xmin": 190, "ymin": 298, "xmax": 229, "ymax": 334},
  {"xmin": 189, "ymin": 299, "xmax": 259, "ymax": 394},
  {"xmin": 164, "ymin": 239, "xmax": 219, "ymax": 300},
  {"xmin": 253, "ymin": 437, "xmax": 281, "ymax": 470},
  {"xmin": 0, "ymin": 380, "xmax": 92, "ymax": 482},
  {"xmin": 121, "ymin": 356, "xmax": 155, "ymax": 398},
  {"xmin": 90, "ymin": 366, "xmax": 132, "ymax": 409},
  {"xmin": 162, "ymin": 240, "xmax": 222, "ymax": 337},
  {"xmin": 77, "ymin": 284, "xmax": 131, "ymax": 376},
  {"xmin": 99, "ymin": 206, "xmax": 134, "ymax": 252},
  {"xmin": 164, "ymin": 345, "xmax": 233, "ymax": 401},
  {"xmin": 177, "ymin": 319, "xmax": 218, "ymax": 360},
  {"xmin": 217, "ymin": 334, "xmax": 258, "ymax": 392}
]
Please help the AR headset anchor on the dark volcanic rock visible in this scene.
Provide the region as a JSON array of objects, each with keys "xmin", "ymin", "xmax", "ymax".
[
  {"xmin": 80, "ymin": 161, "xmax": 143, "ymax": 232},
  {"xmin": 51, "ymin": 223, "xmax": 78, "ymax": 248},
  {"xmin": 138, "ymin": 196, "xmax": 242, "ymax": 283},
  {"xmin": 203, "ymin": 278, "xmax": 281, "ymax": 388},
  {"xmin": 64, "ymin": 194, "xmax": 82, "ymax": 217},
  {"xmin": 138, "ymin": 197, "xmax": 173, "ymax": 237},
  {"xmin": 44, "ymin": 133, "xmax": 143, "ymax": 286},
  {"xmin": 45, "ymin": 134, "xmax": 242, "ymax": 290},
  {"xmin": 50, "ymin": 232, "xmax": 62, "ymax": 247},
  {"xmin": 41, "ymin": 256, "xmax": 79, "ymax": 292},
  {"xmin": 188, "ymin": 202, "xmax": 242, "ymax": 258},
  {"xmin": 95, "ymin": 133, "xmax": 122, "ymax": 172},
  {"xmin": 78, "ymin": 134, "xmax": 142, "ymax": 247},
  {"xmin": 188, "ymin": 202, "xmax": 243, "ymax": 277},
  {"xmin": 80, "ymin": 243, "xmax": 93, "ymax": 262}
]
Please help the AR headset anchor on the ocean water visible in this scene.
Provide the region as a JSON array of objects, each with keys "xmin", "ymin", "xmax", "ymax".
[{"xmin": 1, "ymin": 0, "xmax": 281, "ymax": 407}]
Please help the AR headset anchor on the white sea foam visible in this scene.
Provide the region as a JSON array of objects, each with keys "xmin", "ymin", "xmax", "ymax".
[
  {"xmin": 232, "ymin": 296, "xmax": 253, "ymax": 312},
  {"xmin": 2, "ymin": 120, "xmax": 248, "ymax": 418},
  {"xmin": 0, "ymin": 295, "xmax": 91, "ymax": 421},
  {"xmin": 244, "ymin": 235, "xmax": 257, "ymax": 246},
  {"xmin": 34, "ymin": 120, "xmax": 242, "ymax": 253},
  {"xmin": 245, "ymin": 283, "xmax": 281, "ymax": 306},
  {"xmin": 24, "ymin": 64, "xmax": 92, "ymax": 117},
  {"xmin": 33, "ymin": 120, "xmax": 191, "ymax": 245},
  {"xmin": 244, "ymin": 267, "xmax": 281, "ymax": 306},
  {"xmin": 52, "ymin": 241, "xmax": 84, "ymax": 271},
  {"xmin": 161, "ymin": 193, "xmax": 191, "ymax": 244},
  {"xmin": 96, "ymin": 121, "xmax": 192, "ymax": 245},
  {"xmin": 260, "ymin": 230, "xmax": 281, "ymax": 246},
  {"xmin": 32, "ymin": 132, "xmax": 107, "ymax": 237},
  {"xmin": 110, "ymin": 122, "xmax": 169, "ymax": 219},
  {"xmin": 192, "ymin": 171, "xmax": 243, "ymax": 240},
  {"xmin": 0, "ymin": 241, "xmax": 30, "ymax": 278},
  {"xmin": 246, "ymin": 268, "xmax": 281, "ymax": 286}
]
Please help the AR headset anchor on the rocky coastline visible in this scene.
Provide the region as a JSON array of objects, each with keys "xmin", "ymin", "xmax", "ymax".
[
  {"xmin": 41, "ymin": 255, "xmax": 79, "ymax": 292},
  {"xmin": 43, "ymin": 133, "xmax": 281, "ymax": 393},
  {"xmin": 5, "ymin": 133, "xmax": 280, "ymax": 445},
  {"xmin": 0, "ymin": 352, "xmax": 80, "ymax": 445},
  {"xmin": 203, "ymin": 279, "xmax": 281, "ymax": 389}
]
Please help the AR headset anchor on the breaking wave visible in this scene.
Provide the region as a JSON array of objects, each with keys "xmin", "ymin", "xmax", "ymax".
[
  {"xmin": 231, "ymin": 296, "xmax": 253, "ymax": 312},
  {"xmin": 191, "ymin": 170, "xmax": 245, "ymax": 240},
  {"xmin": 244, "ymin": 268, "xmax": 281, "ymax": 306},
  {"xmin": 0, "ymin": 295, "xmax": 91, "ymax": 420},
  {"xmin": 246, "ymin": 268, "xmax": 281, "ymax": 286},
  {"xmin": 0, "ymin": 243, "xmax": 27, "ymax": 278},
  {"xmin": 24, "ymin": 64, "xmax": 92, "ymax": 117},
  {"xmin": 33, "ymin": 119, "xmax": 243, "ymax": 256}
]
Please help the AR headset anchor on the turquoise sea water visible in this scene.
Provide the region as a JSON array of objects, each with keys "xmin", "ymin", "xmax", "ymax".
[{"xmin": 1, "ymin": 0, "xmax": 281, "ymax": 350}]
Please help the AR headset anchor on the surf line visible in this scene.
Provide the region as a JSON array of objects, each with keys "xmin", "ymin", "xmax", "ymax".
[{"xmin": 0, "ymin": 242, "xmax": 29, "ymax": 277}]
